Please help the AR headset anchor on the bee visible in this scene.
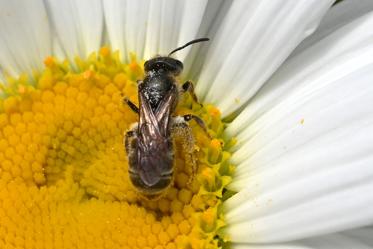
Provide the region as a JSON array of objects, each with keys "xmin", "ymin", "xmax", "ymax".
[{"xmin": 124, "ymin": 38, "xmax": 210, "ymax": 198}]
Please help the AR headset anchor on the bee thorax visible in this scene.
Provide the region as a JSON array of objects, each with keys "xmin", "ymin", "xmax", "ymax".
[{"xmin": 142, "ymin": 74, "xmax": 174, "ymax": 110}]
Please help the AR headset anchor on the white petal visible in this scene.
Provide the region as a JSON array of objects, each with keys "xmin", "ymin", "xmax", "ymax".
[
  {"xmin": 103, "ymin": 0, "xmax": 145, "ymax": 61},
  {"xmin": 195, "ymin": 0, "xmax": 334, "ymax": 116},
  {"xmin": 293, "ymin": 0, "xmax": 373, "ymax": 55},
  {"xmin": 223, "ymin": 13, "xmax": 373, "ymax": 243},
  {"xmin": 299, "ymin": 228, "xmax": 373, "ymax": 249},
  {"xmin": 0, "ymin": 0, "xmax": 51, "ymax": 77},
  {"xmin": 183, "ymin": 0, "xmax": 230, "ymax": 78},
  {"xmin": 226, "ymin": 148, "xmax": 373, "ymax": 242},
  {"xmin": 232, "ymin": 245, "xmax": 311, "ymax": 249},
  {"xmin": 300, "ymin": 232, "xmax": 373, "ymax": 249},
  {"xmin": 103, "ymin": 0, "xmax": 210, "ymax": 62},
  {"xmin": 342, "ymin": 227, "xmax": 373, "ymax": 246},
  {"xmin": 232, "ymin": 228, "xmax": 373, "ymax": 248},
  {"xmin": 52, "ymin": 36, "xmax": 66, "ymax": 60},
  {"xmin": 0, "ymin": 69, "xmax": 5, "ymax": 86},
  {"xmin": 227, "ymin": 11, "xmax": 373, "ymax": 143},
  {"xmin": 44, "ymin": 0, "xmax": 104, "ymax": 60}
]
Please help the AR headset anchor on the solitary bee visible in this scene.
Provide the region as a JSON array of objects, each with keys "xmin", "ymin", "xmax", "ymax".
[{"xmin": 124, "ymin": 38, "xmax": 210, "ymax": 198}]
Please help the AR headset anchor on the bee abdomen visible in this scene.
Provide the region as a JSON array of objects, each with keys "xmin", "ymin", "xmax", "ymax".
[{"xmin": 129, "ymin": 171, "xmax": 172, "ymax": 196}]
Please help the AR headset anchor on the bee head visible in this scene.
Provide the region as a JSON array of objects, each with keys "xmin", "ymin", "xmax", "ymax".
[
  {"xmin": 144, "ymin": 56, "xmax": 183, "ymax": 76},
  {"xmin": 144, "ymin": 38, "xmax": 209, "ymax": 76}
]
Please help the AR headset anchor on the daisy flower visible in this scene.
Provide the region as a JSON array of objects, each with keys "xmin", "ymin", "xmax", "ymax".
[{"xmin": 0, "ymin": 0, "xmax": 372, "ymax": 249}]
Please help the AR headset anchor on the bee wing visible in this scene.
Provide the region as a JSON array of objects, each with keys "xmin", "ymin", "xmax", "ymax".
[
  {"xmin": 138, "ymin": 133, "xmax": 173, "ymax": 186},
  {"xmin": 138, "ymin": 90, "xmax": 161, "ymax": 142},
  {"xmin": 137, "ymin": 89, "xmax": 176, "ymax": 186},
  {"xmin": 138, "ymin": 84, "xmax": 178, "ymax": 137},
  {"xmin": 154, "ymin": 85, "xmax": 178, "ymax": 135}
]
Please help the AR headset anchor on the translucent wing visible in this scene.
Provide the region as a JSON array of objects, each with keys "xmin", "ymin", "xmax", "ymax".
[
  {"xmin": 138, "ymin": 127, "xmax": 173, "ymax": 186},
  {"xmin": 137, "ymin": 86, "xmax": 177, "ymax": 186},
  {"xmin": 154, "ymin": 85, "xmax": 178, "ymax": 135}
]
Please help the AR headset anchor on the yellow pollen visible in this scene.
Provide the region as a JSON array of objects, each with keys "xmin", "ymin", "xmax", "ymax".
[
  {"xmin": 208, "ymin": 107, "xmax": 220, "ymax": 117},
  {"xmin": 0, "ymin": 49, "xmax": 234, "ymax": 249},
  {"xmin": 202, "ymin": 168, "xmax": 215, "ymax": 182},
  {"xmin": 44, "ymin": 56, "xmax": 55, "ymax": 67},
  {"xmin": 83, "ymin": 69, "xmax": 95, "ymax": 80},
  {"xmin": 99, "ymin": 46, "xmax": 110, "ymax": 57},
  {"xmin": 201, "ymin": 208, "xmax": 216, "ymax": 232},
  {"xmin": 208, "ymin": 139, "xmax": 222, "ymax": 164},
  {"xmin": 18, "ymin": 85, "xmax": 26, "ymax": 94}
]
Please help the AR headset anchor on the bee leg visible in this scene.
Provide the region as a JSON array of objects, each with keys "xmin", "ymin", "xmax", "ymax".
[
  {"xmin": 181, "ymin": 81, "xmax": 201, "ymax": 105},
  {"xmin": 171, "ymin": 117, "xmax": 197, "ymax": 184},
  {"xmin": 123, "ymin": 98, "xmax": 139, "ymax": 114},
  {"xmin": 182, "ymin": 114, "xmax": 212, "ymax": 139},
  {"xmin": 124, "ymin": 127, "xmax": 143, "ymax": 192}
]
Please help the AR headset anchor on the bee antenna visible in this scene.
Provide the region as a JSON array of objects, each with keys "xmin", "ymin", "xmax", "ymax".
[{"xmin": 168, "ymin": 38, "xmax": 210, "ymax": 56}]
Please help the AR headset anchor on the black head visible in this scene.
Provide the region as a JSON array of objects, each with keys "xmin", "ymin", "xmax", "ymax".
[
  {"xmin": 144, "ymin": 38, "xmax": 210, "ymax": 76},
  {"xmin": 144, "ymin": 57, "xmax": 183, "ymax": 76}
]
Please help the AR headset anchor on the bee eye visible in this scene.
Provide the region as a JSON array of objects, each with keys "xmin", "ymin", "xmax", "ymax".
[
  {"xmin": 144, "ymin": 57, "xmax": 183, "ymax": 75},
  {"xmin": 144, "ymin": 61, "xmax": 150, "ymax": 71},
  {"xmin": 173, "ymin": 60, "xmax": 183, "ymax": 75}
]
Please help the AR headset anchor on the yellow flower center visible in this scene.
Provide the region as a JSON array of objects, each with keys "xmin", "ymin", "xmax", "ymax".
[{"xmin": 0, "ymin": 48, "xmax": 234, "ymax": 249}]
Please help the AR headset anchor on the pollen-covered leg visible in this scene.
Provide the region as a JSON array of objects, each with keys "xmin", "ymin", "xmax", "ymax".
[
  {"xmin": 181, "ymin": 81, "xmax": 201, "ymax": 105},
  {"xmin": 171, "ymin": 117, "xmax": 197, "ymax": 182},
  {"xmin": 183, "ymin": 114, "xmax": 212, "ymax": 139}
]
